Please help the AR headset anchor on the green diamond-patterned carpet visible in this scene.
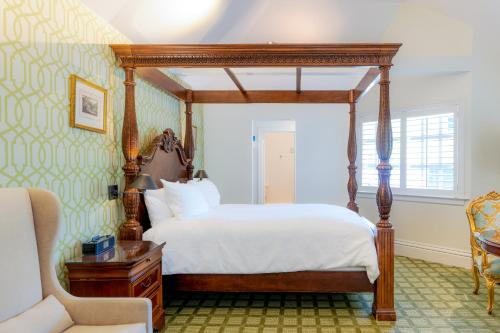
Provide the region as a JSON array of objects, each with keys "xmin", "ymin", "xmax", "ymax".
[{"xmin": 161, "ymin": 257, "xmax": 499, "ymax": 333}]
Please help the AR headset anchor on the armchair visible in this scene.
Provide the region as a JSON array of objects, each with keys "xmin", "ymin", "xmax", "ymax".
[
  {"xmin": 0, "ymin": 188, "xmax": 153, "ymax": 332},
  {"xmin": 466, "ymin": 191, "xmax": 500, "ymax": 314}
]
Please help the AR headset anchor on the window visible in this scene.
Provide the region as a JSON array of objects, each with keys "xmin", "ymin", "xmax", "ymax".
[
  {"xmin": 406, "ymin": 113, "xmax": 455, "ymax": 191},
  {"xmin": 361, "ymin": 119, "xmax": 400, "ymax": 188},
  {"xmin": 359, "ymin": 105, "xmax": 462, "ymax": 198}
]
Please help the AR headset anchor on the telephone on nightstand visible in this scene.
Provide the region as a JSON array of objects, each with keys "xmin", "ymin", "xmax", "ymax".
[{"xmin": 82, "ymin": 234, "xmax": 115, "ymax": 255}]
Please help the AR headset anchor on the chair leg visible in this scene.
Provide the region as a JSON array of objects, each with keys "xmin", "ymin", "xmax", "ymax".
[
  {"xmin": 472, "ymin": 265, "xmax": 480, "ymax": 295},
  {"xmin": 486, "ymin": 278, "xmax": 495, "ymax": 315}
]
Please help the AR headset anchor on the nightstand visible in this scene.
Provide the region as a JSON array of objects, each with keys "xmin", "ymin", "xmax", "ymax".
[{"xmin": 66, "ymin": 240, "xmax": 166, "ymax": 331}]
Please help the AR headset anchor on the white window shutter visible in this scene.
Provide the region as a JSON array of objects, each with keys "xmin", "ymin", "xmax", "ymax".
[
  {"xmin": 361, "ymin": 119, "xmax": 401, "ymax": 188},
  {"xmin": 406, "ymin": 113, "xmax": 455, "ymax": 191}
]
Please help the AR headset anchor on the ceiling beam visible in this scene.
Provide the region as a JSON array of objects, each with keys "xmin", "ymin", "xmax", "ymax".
[
  {"xmin": 191, "ymin": 90, "xmax": 350, "ymax": 104},
  {"xmin": 353, "ymin": 67, "xmax": 380, "ymax": 102},
  {"xmin": 135, "ymin": 68, "xmax": 187, "ymax": 101},
  {"xmin": 223, "ymin": 68, "xmax": 246, "ymax": 93},
  {"xmin": 296, "ymin": 68, "xmax": 302, "ymax": 93}
]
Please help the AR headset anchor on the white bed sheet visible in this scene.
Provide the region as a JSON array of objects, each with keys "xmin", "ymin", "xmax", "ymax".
[{"xmin": 143, "ymin": 204, "xmax": 380, "ymax": 283}]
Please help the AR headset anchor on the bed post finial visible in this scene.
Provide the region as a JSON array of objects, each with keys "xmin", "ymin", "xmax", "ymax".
[
  {"xmin": 347, "ymin": 90, "xmax": 359, "ymax": 213},
  {"xmin": 119, "ymin": 67, "xmax": 143, "ymax": 241},
  {"xmin": 184, "ymin": 90, "xmax": 195, "ymax": 180},
  {"xmin": 373, "ymin": 65, "xmax": 396, "ymax": 321}
]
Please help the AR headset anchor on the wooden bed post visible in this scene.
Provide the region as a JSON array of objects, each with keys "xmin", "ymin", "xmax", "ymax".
[
  {"xmin": 347, "ymin": 90, "xmax": 359, "ymax": 213},
  {"xmin": 184, "ymin": 89, "xmax": 195, "ymax": 180},
  {"xmin": 119, "ymin": 67, "xmax": 142, "ymax": 240},
  {"xmin": 373, "ymin": 65, "xmax": 396, "ymax": 320}
]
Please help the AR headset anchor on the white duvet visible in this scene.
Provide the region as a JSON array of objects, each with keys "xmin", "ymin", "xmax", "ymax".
[{"xmin": 143, "ymin": 204, "xmax": 380, "ymax": 283}]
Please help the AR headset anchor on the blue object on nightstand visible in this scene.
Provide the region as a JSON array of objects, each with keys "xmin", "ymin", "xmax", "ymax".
[{"xmin": 82, "ymin": 235, "xmax": 115, "ymax": 255}]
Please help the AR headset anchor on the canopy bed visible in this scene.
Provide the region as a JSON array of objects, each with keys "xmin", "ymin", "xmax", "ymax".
[{"xmin": 110, "ymin": 43, "xmax": 401, "ymax": 321}]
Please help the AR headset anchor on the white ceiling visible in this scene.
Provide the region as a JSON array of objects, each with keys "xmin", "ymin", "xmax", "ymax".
[
  {"xmin": 81, "ymin": 0, "xmax": 401, "ymax": 90},
  {"xmin": 82, "ymin": 0, "xmax": 497, "ymax": 89},
  {"xmin": 81, "ymin": 0, "xmax": 499, "ymax": 45},
  {"xmin": 81, "ymin": 0, "xmax": 402, "ymax": 44},
  {"xmin": 168, "ymin": 67, "xmax": 371, "ymax": 91}
]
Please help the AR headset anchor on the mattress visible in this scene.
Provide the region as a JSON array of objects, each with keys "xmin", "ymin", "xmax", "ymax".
[{"xmin": 143, "ymin": 203, "xmax": 379, "ymax": 283}]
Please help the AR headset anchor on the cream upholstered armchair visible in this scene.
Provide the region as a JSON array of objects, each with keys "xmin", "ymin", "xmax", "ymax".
[{"xmin": 0, "ymin": 188, "xmax": 152, "ymax": 333}]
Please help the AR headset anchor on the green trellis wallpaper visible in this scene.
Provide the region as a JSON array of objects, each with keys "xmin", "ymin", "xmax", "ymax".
[{"xmin": 0, "ymin": 0, "xmax": 203, "ymax": 285}]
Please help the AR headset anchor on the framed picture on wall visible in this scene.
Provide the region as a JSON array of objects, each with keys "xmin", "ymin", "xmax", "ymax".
[{"xmin": 69, "ymin": 75, "xmax": 107, "ymax": 134}]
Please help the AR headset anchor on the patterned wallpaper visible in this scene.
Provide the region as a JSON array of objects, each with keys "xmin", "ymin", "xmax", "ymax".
[
  {"xmin": 162, "ymin": 68, "xmax": 205, "ymax": 171},
  {"xmin": 0, "ymin": 0, "xmax": 203, "ymax": 285},
  {"xmin": 180, "ymin": 102, "xmax": 205, "ymax": 171}
]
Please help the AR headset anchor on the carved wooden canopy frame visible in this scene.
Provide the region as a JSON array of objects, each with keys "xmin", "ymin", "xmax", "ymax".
[{"xmin": 110, "ymin": 43, "xmax": 401, "ymax": 321}]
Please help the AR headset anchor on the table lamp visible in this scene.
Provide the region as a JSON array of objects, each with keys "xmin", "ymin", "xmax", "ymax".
[
  {"xmin": 194, "ymin": 170, "xmax": 208, "ymax": 181},
  {"xmin": 130, "ymin": 173, "xmax": 158, "ymax": 191}
]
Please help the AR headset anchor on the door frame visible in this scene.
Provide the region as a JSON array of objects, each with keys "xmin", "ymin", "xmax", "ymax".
[{"xmin": 252, "ymin": 120, "xmax": 296, "ymax": 204}]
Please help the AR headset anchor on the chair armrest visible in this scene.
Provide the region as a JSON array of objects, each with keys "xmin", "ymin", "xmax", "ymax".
[{"xmin": 63, "ymin": 295, "xmax": 152, "ymax": 333}]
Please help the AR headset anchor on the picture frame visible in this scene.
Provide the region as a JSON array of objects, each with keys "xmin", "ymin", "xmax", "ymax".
[{"xmin": 69, "ymin": 74, "xmax": 107, "ymax": 134}]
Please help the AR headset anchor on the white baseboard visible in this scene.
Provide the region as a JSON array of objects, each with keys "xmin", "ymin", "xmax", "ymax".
[{"xmin": 395, "ymin": 239, "xmax": 471, "ymax": 269}]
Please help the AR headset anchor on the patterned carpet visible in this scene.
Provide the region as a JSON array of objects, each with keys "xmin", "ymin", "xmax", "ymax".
[{"xmin": 161, "ymin": 257, "xmax": 499, "ymax": 332}]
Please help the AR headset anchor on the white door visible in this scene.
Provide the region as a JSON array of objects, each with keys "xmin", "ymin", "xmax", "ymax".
[{"xmin": 263, "ymin": 132, "xmax": 295, "ymax": 203}]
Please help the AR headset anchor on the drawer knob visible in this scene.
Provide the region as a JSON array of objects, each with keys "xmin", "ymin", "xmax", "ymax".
[{"xmin": 141, "ymin": 276, "xmax": 152, "ymax": 289}]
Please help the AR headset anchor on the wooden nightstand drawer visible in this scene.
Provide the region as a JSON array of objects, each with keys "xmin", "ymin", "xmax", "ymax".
[
  {"xmin": 66, "ymin": 241, "xmax": 165, "ymax": 331},
  {"xmin": 130, "ymin": 249, "xmax": 162, "ymax": 277},
  {"xmin": 147, "ymin": 286, "xmax": 162, "ymax": 313},
  {"xmin": 133, "ymin": 265, "xmax": 161, "ymax": 296}
]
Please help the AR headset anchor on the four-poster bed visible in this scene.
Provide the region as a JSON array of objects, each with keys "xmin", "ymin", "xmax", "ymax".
[{"xmin": 110, "ymin": 43, "xmax": 401, "ymax": 321}]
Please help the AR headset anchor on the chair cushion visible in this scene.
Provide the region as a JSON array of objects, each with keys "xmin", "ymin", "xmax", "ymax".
[
  {"xmin": 471, "ymin": 199, "xmax": 500, "ymax": 230},
  {"xmin": 0, "ymin": 295, "xmax": 74, "ymax": 333},
  {"xmin": 475, "ymin": 256, "xmax": 500, "ymax": 277},
  {"xmin": 0, "ymin": 188, "xmax": 43, "ymax": 321},
  {"xmin": 63, "ymin": 323, "xmax": 146, "ymax": 333}
]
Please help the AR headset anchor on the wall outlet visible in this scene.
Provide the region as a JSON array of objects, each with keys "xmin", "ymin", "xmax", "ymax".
[{"xmin": 108, "ymin": 185, "xmax": 119, "ymax": 200}]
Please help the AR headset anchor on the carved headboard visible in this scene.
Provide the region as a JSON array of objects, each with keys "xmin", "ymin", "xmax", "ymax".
[{"xmin": 137, "ymin": 128, "xmax": 189, "ymax": 231}]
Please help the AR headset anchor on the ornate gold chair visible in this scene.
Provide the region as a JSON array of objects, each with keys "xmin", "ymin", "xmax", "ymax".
[{"xmin": 466, "ymin": 191, "xmax": 500, "ymax": 314}]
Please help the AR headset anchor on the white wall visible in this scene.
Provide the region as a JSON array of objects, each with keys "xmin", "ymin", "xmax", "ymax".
[
  {"xmin": 357, "ymin": 73, "xmax": 473, "ymax": 267},
  {"xmin": 203, "ymin": 1, "xmax": 500, "ymax": 269},
  {"xmin": 355, "ymin": 1, "xmax": 500, "ymax": 268},
  {"xmin": 469, "ymin": 17, "xmax": 500, "ymax": 196},
  {"xmin": 203, "ymin": 73, "xmax": 476, "ymax": 268},
  {"xmin": 204, "ymin": 104, "xmax": 349, "ymax": 205}
]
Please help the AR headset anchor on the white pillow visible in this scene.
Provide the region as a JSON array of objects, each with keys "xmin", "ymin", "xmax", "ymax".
[
  {"xmin": 160, "ymin": 180, "xmax": 210, "ymax": 218},
  {"xmin": 144, "ymin": 188, "xmax": 174, "ymax": 227},
  {"xmin": 188, "ymin": 179, "xmax": 221, "ymax": 207},
  {"xmin": 0, "ymin": 295, "xmax": 74, "ymax": 333}
]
